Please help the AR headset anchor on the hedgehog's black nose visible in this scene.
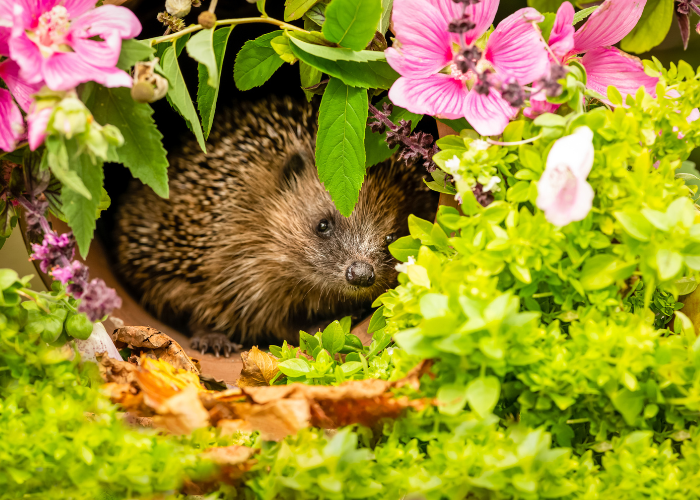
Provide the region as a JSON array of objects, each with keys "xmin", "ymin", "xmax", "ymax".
[{"xmin": 346, "ymin": 261, "xmax": 375, "ymax": 287}]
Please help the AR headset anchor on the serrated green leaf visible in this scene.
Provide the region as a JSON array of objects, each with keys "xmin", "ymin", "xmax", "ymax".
[
  {"xmin": 620, "ymin": 0, "xmax": 673, "ymax": 54},
  {"xmin": 234, "ymin": 31, "xmax": 285, "ymax": 91},
  {"xmin": 305, "ymin": 3, "xmax": 326, "ymax": 25},
  {"xmin": 289, "ymin": 37, "xmax": 398, "ymax": 89},
  {"xmin": 323, "ymin": 0, "xmax": 382, "ymax": 51},
  {"xmin": 61, "ymin": 141, "xmax": 103, "ymax": 258},
  {"xmin": 116, "ymin": 39, "xmax": 155, "ymax": 71},
  {"xmin": 316, "ymin": 78, "xmax": 368, "ymax": 216},
  {"xmin": 85, "ymin": 85, "xmax": 169, "ymax": 198},
  {"xmin": 161, "ymin": 45, "xmax": 206, "ymax": 152},
  {"xmin": 186, "ymin": 28, "xmax": 218, "ymax": 88},
  {"xmin": 285, "ymin": 0, "xmax": 319, "ymax": 21},
  {"xmin": 572, "ymin": 5, "xmax": 598, "ymax": 24},
  {"xmin": 197, "ymin": 26, "xmax": 232, "ymax": 139},
  {"xmin": 365, "ymin": 97, "xmax": 421, "ymax": 168}
]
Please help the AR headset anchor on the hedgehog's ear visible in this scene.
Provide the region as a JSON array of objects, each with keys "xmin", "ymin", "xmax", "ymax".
[{"xmin": 280, "ymin": 151, "xmax": 310, "ymax": 191}]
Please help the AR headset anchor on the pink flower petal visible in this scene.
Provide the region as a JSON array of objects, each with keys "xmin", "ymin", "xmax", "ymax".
[
  {"xmin": 688, "ymin": 108, "xmax": 700, "ymax": 123},
  {"xmin": 0, "ymin": 88, "xmax": 24, "ymax": 152},
  {"xmin": 69, "ymin": 33, "xmax": 123, "ymax": 67},
  {"xmin": 0, "ymin": 59, "xmax": 42, "ymax": 112},
  {"xmin": 69, "ymin": 4, "xmax": 141, "ymax": 40},
  {"xmin": 523, "ymin": 93, "xmax": 560, "ymax": 119},
  {"xmin": 27, "ymin": 106, "xmax": 52, "ymax": 150},
  {"xmin": 9, "ymin": 31, "xmax": 44, "ymax": 85},
  {"xmin": 388, "ymin": 0, "xmax": 457, "ymax": 78},
  {"xmin": 460, "ymin": 0, "xmax": 500, "ymax": 46},
  {"xmin": 42, "ymin": 51, "xmax": 132, "ymax": 90},
  {"xmin": 582, "ymin": 47, "xmax": 658, "ymax": 104},
  {"xmin": 389, "ymin": 74, "xmax": 469, "ymax": 119},
  {"xmin": 62, "ymin": 0, "xmax": 98, "ymax": 18},
  {"xmin": 547, "ymin": 126, "xmax": 594, "ymax": 180},
  {"xmin": 573, "ymin": 0, "xmax": 647, "ymax": 52},
  {"xmin": 549, "ymin": 2, "xmax": 575, "ymax": 60},
  {"xmin": 485, "ymin": 8, "xmax": 549, "ymax": 84},
  {"xmin": 464, "ymin": 87, "xmax": 516, "ymax": 136},
  {"xmin": 0, "ymin": 27, "xmax": 9, "ymax": 56}
]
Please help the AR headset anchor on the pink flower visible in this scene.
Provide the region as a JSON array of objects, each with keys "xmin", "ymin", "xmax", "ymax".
[
  {"xmin": 550, "ymin": 0, "xmax": 659, "ymax": 105},
  {"xmin": 536, "ymin": 126, "xmax": 595, "ymax": 227},
  {"xmin": 386, "ymin": 0, "xmax": 550, "ymax": 136},
  {"xmin": 523, "ymin": 91, "xmax": 560, "ymax": 119},
  {"xmin": 0, "ymin": 59, "xmax": 46, "ymax": 151},
  {"xmin": 0, "ymin": 0, "xmax": 141, "ymax": 91}
]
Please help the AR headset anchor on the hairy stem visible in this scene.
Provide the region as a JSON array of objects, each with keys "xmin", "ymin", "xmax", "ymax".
[{"xmin": 150, "ymin": 17, "xmax": 307, "ymax": 46}]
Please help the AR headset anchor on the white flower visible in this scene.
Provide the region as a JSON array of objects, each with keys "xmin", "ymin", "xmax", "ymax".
[
  {"xmin": 395, "ymin": 255, "xmax": 416, "ymax": 274},
  {"xmin": 444, "ymin": 155, "xmax": 461, "ymax": 174},
  {"xmin": 483, "ymin": 176, "xmax": 502, "ymax": 192},
  {"xmin": 536, "ymin": 126, "xmax": 595, "ymax": 227},
  {"xmin": 472, "ymin": 139, "xmax": 490, "ymax": 151},
  {"xmin": 455, "ymin": 193, "xmax": 463, "ymax": 205}
]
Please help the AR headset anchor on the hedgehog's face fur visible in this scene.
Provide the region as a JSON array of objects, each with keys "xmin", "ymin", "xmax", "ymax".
[{"xmin": 262, "ymin": 149, "xmax": 432, "ymax": 313}]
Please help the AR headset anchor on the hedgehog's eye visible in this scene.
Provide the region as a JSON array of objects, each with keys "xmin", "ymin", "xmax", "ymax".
[
  {"xmin": 385, "ymin": 234, "xmax": 397, "ymax": 245},
  {"xmin": 317, "ymin": 219, "xmax": 332, "ymax": 235}
]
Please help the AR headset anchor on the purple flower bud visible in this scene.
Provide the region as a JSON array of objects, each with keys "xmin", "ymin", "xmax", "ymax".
[
  {"xmin": 447, "ymin": 16, "xmax": 476, "ymax": 34},
  {"xmin": 452, "ymin": 0, "xmax": 481, "ymax": 4},
  {"xmin": 474, "ymin": 76, "xmax": 491, "ymax": 96},
  {"xmin": 473, "ymin": 182, "xmax": 494, "ymax": 207},
  {"xmin": 67, "ymin": 262, "xmax": 90, "ymax": 298},
  {"xmin": 77, "ymin": 278, "xmax": 122, "ymax": 322},
  {"xmin": 30, "ymin": 232, "xmax": 75, "ymax": 273}
]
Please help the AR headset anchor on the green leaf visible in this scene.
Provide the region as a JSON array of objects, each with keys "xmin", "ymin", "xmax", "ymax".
[
  {"xmin": 340, "ymin": 361, "xmax": 362, "ymax": 376},
  {"xmin": 379, "ymin": 0, "xmax": 393, "ymax": 34},
  {"xmin": 322, "ymin": 320, "xmax": 346, "ymax": 355},
  {"xmin": 572, "ymin": 5, "xmax": 598, "ymax": 24},
  {"xmin": 0, "ymin": 269, "xmax": 19, "ymax": 290},
  {"xmin": 278, "ymin": 358, "xmax": 312, "ymax": 377},
  {"xmin": 466, "ymin": 376, "xmax": 500, "ymax": 418},
  {"xmin": 437, "ymin": 383, "xmax": 469, "ymax": 415},
  {"xmin": 61, "ymin": 141, "xmax": 104, "ymax": 258},
  {"xmin": 116, "ymin": 39, "xmax": 155, "ymax": 71},
  {"xmin": 614, "ymin": 211, "xmax": 653, "ymax": 241},
  {"xmin": 285, "ymin": 0, "xmax": 319, "ymax": 21},
  {"xmin": 365, "ymin": 97, "xmax": 421, "ymax": 168},
  {"xmin": 305, "ymin": 4, "xmax": 326, "ymax": 25},
  {"xmin": 271, "ymin": 35, "xmax": 297, "ymax": 64},
  {"xmin": 161, "ymin": 45, "xmax": 206, "ymax": 152},
  {"xmin": 389, "ymin": 236, "xmax": 421, "ymax": 261},
  {"xmin": 187, "ymin": 29, "xmax": 218, "ymax": 88},
  {"xmin": 316, "ymin": 78, "xmax": 368, "ymax": 217},
  {"xmin": 656, "ymin": 249, "xmax": 683, "ymax": 281},
  {"xmin": 300, "ymin": 61, "xmax": 322, "ymax": 102},
  {"xmin": 368, "ymin": 305, "xmax": 387, "ymax": 333},
  {"xmin": 323, "ymin": 0, "xmax": 382, "ymax": 51},
  {"xmin": 611, "ymin": 388, "xmax": 644, "ymax": 425},
  {"xmin": 620, "ymin": 0, "xmax": 674, "ymax": 54},
  {"xmin": 197, "ymin": 26, "xmax": 232, "ymax": 139},
  {"xmin": 85, "ymin": 85, "xmax": 169, "ymax": 198},
  {"xmin": 44, "ymin": 136, "xmax": 91, "ymax": 199},
  {"xmin": 339, "ymin": 316, "xmax": 352, "ymax": 334},
  {"xmin": 289, "ymin": 36, "xmax": 398, "ymax": 89},
  {"xmin": 234, "ymin": 31, "xmax": 285, "ymax": 91}
]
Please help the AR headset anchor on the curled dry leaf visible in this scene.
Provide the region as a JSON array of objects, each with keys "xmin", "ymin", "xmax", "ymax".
[
  {"xmin": 237, "ymin": 346, "xmax": 280, "ymax": 387},
  {"xmin": 153, "ymin": 386, "xmax": 210, "ymax": 435},
  {"xmin": 111, "ymin": 326, "xmax": 200, "ymax": 374}
]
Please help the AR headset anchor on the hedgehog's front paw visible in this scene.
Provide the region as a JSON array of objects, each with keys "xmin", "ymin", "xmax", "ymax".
[{"xmin": 190, "ymin": 332, "xmax": 242, "ymax": 358}]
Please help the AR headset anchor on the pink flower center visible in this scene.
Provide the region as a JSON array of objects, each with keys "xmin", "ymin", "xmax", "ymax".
[
  {"xmin": 32, "ymin": 6, "xmax": 71, "ymax": 56},
  {"xmin": 547, "ymin": 164, "xmax": 578, "ymax": 203}
]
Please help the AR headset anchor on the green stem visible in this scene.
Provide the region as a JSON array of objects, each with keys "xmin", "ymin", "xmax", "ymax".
[
  {"xmin": 150, "ymin": 17, "xmax": 307, "ymax": 46},
  {"xmin": 531, "ymin": 292, "xmax": 553, "ymax": 299}
]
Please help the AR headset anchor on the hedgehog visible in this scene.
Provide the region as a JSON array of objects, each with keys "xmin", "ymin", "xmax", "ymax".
[{"xmin": 113, "ymin": 96, "xmax": 436, "ymax": 356}]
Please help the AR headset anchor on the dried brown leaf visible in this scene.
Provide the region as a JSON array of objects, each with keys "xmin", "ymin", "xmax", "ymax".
[
  {"xmin": 112, "ymin": 326, "xmax": 200, "ymax": 374},
  {"xmin": 152, "ymin": 386, "xmax": 211, "ymax": 435},
  {"xmin": 237, "ymin": 346, "xmax": 279, "ymax": 387}
]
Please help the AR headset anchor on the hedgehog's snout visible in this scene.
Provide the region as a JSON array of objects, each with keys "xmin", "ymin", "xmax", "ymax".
[{"xmin": 345, "ymin": 261, "xmax": 376, "ymax": 287}]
